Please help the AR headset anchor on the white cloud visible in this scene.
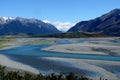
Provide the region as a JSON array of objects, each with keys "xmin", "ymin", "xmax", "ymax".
[{"xmin": 43, "ymin": 20, "xmax": 75, "ymax": 32}]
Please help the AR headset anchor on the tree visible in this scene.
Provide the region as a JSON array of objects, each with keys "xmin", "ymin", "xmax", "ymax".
[{"xmin": 66, "ymin": 72, "xmax": 78, "ymax": 80}]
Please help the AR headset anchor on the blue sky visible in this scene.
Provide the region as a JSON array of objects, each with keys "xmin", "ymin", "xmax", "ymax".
[{"xmin": 0, "ymin": 0, "xmax": 120, "ymax": 31}]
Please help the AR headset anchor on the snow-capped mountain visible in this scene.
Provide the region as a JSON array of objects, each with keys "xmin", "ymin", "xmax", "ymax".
[
  {"xmin": 0, "ymin": 16, "xmax": 14, "ymax": 24},
  {"xmin": 0, "ymin": 17, "xmax": 60, "ymax": 35}
]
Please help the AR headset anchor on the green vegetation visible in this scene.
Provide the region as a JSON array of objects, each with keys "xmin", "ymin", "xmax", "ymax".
[
  {"xmin": 0, "ymin": 65, "xmax": 110, "ymax": 80},
  {"xmin": 0, "ymin": 44, "xmax": 10, "ymax": 49},
  {"xmin": 24, "ymin": 39, "xmax": 53, "ymax": 45},
  {"xmin": 0, "ymin": 38, "xmax": 16, "ymax": 42},
  {"xmin": 38, "ymin": 32, "xmax": 106, "ymax": 38},
  {"xmin": 0, "ymin": 65, "xmax": 90, "ymax": 80},
  {"xmin": 0, "ymin": 38, "xmax": 16, "ymax": 49}
]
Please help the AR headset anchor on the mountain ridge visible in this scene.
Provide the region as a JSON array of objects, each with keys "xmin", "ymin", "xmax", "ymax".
[
  {"xmin": 0, "ymin": 9, "xmax": 120, "ymax": 36},
  {"xmin": 0, "ymin": 17, "xmax": 60, "ymax": 35},
  {"xmin": 68, "ymin": 9, "xmax": 120, "ymax": 36}
]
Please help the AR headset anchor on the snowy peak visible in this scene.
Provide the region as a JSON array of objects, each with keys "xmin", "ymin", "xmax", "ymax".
[
  {"xmin": 0, "ymin": 16, "xmax": 15, "ymax": 20},
  {"xmin": 0, "ymin": 16, "xmax": 15, "ymax": 24},
  {"xmin": 0, "ymin": 16, "xmax": 60, "ymax": 35},
  {"xmin": 1, "ymin": 16, "xmax": 9, "ymax": 20}
]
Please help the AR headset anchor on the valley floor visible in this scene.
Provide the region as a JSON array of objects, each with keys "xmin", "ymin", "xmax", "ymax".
[
  {"xmin": 0, "ymin": 37, "xmax": 120, "ymax": 80},
  {"xmin": 42, "ymin": 37, "xmax": 120, "ymax": 56},
  {"xmin": 44, "ymin": 57, "xmax": 120, "ymax": 80},
  {"xmin": 0, "ymin": 54, "xmax": 39, "ymax": 74}
]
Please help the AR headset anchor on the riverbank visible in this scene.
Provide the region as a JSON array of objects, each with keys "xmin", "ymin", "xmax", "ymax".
[
  {"xmin": 0, "ymin": 37, "xmax": 120, "ymax": 80},
  {"xmin": 42, "ymin": 37, "xmax": 120, "ymax": 56},
  {"xmin": 1, "ymin": 54, "xmax": 119, "ymax": 80},
  {"xmin": 0, "ymin": 38, "xmax": 54, "ymax": 50},
  {"xmin": 0, "ymin": 54, "xmax": 39, "ymax": 74},
  {"xmin": 44, "ymin": 57, "xmax": 120, "ymax": 80}
]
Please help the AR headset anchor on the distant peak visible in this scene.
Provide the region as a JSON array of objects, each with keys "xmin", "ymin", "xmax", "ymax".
[
  {"xmin": 112, "ymin": 8, "xmax": 120, "ymax": 11},
  {"xmin": 0, "ymin": 16, "xmax": 15, "ymax": 20},
  {"xmin": 0, "ymin": 16, "xmax": 8, "ymax": 20},
  {"xmin": 110, "ymin": 8, "xmax": 120, "ymax": 14},
  {"xmin": 9, "ymin": 17, "xmax": 15, "ymax": 20}
]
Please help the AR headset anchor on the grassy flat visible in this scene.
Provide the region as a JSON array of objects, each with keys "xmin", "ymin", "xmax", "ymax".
[
  {"xmin": 0, "ymin": 38, "xmax": 16, "ymax": 42},
  {"xmin": 0, "ymin": 38, "xmax": 17, "ymax": 49},
  {"xmin": 0, "ymin": 44, "xmax": 11, "ymax": 49},
  {"xmin": 24, "ymin": 39, "xmax": 53, "ymax": 45}
]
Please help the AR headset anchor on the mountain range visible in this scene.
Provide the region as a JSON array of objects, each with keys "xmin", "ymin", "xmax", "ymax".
[
  {"xmin": 68, "ymin": 9, "xmax": 120, "ymax": 36},
  {"xmin": 0, "ymin": 9, "xmax": 120, "ymax": 36},
  {"xmin": 0, "ymin": 17, "xmax": 60, "ymax": 35}
]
